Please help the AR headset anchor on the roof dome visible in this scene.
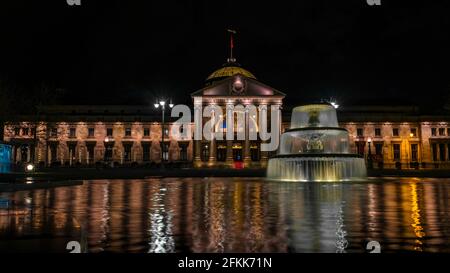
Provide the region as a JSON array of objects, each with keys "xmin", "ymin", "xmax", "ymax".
[{"xmin": 206, "ymin": 62, "xmax": 256, "ymax": 84}]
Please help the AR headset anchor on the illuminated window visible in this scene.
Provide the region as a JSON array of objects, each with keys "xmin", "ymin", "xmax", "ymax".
[
  {"xmin": 431, "ymin": 128, "xmax": 437, "ymax": 136},
  {"xmin": 439, "ymin": 128, "xmax": 445, "ymax": 136},
  {"xmin": 125, "ymin": 127, "xmax": 132, "ymax": 137},
  {"xmin": 410, "ymin": 128, "xmax": 417, "ymax": 137},
  {"xmin": 357, "ymin": 128, "xmax": 363, "ymax": 137},
  {"xmin": 375, "ymin": 128, "xmax": 381, "ymax": 137},
  {"xmin": 106, "ymin": 128, "xmax": 113, "ymax": 137},
  {"xmin": 393, "ymin": 128, "xmax": 399, "ymax": 137}
]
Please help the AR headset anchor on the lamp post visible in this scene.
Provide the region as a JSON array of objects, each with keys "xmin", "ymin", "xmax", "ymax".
[
  {"xmin": 154, "ymin": 99, "xmax": 174, "ymax": 169},
  {"xmin": 367, "ymin": 137, "xmax": 373, "ymax": 169}
]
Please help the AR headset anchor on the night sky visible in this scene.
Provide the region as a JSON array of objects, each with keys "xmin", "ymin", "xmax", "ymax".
[{"xmin": 1, "ymin": 0, "xmax": 450, "ymax": 111}]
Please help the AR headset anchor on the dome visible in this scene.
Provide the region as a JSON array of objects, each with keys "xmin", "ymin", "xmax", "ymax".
[{"xmin": 206, "ymin": 62, "xmax": 256, "ymax": 84}]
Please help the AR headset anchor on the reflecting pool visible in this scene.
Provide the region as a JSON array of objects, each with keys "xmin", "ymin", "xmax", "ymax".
[{"xmin": 1, "ymin": 177, "xmax": 450, "ymax": 253}]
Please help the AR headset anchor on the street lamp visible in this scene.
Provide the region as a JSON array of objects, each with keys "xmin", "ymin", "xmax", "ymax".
[
  {"xmin": 367, "ymin": 137, "xmax": 373, "ymax": 169},
  {"xmin": 154, "ymin": 99, "xmax": 174, "ymax": 168}
]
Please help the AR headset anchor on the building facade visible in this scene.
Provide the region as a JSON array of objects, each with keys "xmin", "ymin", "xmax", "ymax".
[{"xmin": 3, "ymin": 61, "xmax": 450, "ymax": 169}]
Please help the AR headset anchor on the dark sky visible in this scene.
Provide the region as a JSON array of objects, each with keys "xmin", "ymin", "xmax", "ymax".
[{"xmin": 1, "ymin": 0, "xmax": 450, "ymax": 110}]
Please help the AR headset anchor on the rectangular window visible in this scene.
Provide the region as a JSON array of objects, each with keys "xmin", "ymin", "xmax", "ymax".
[
  {"xmin": 356, "ymin": 141, "xmax": 365, "ymax": 156},
  {"xmin": 162, "ymin": 143, "xmax": 169, "ymax": 161},
  {"xmin": 357, "ymin": 128, "xmax": 363, "ymax": 137},
  {"xmin": 393, "ymin": 144, "xmax": 401, "ymax": 161},
  {"xmin": 22, "ymin": 128, "xmax": 29, "ymax": 136},
  {"xmin": 31, "ymin": 127, "xmax": 36, "ymax": 137},
  {"xmin": 439, "ymin": 143, "xmax": 446, "ymax": 161},
  {"xmin": 439, "ymin": 128, "xmax": 445, "ymax": 136},
  {"xmin": 448, "ymin": 144, "xmax": 450, "ymax": 162},
  {"xmin": 14, "ymin": 127, "xmax": 20, "ymax": 136},
  {"xmin": 411, "ymin": 144, "xmax": 418, "ymax": 162},
  {"xmin": 180, "ymin": 144, "xmax": 188, "ymax": 161},
  {"xmin": 393, "ymin": 128, "xmax": 399, "ymax": 137},
  {"xmin": 431, "ymin": 128, "xmax": 437, "ymax": 136},
  {"xmin": 107, "ymin": 128, "xmax": 113, "ymax": 137},
  {"xmin": 125, "ymin": 127, "xmax": 132, "ymax": 137},
  {"xmin": 88, "ymin": 128, "xmax": 95, "ymax": 137},
  {"xmin": 50, "ymin": 127, "xmax": 57, "ymax": 137},
  {"xmin": 69, "ymin": 128, "xmax": 76, "ymax": 138},
  {"xmin": 432, "ymin": 143, "xmax": 438, "ymax": 161},
  {"xmin": 123, "ymin": 143, "xmax": 132, "ymax": 162},
  {"xmin": 201, "ymin": 144, "xmax": 209, "ymax": 162},
  {"xmin": 142, "ymin": 144, "xmax": 151, "ymax": 162},
  {"xmin": 143, "ymin": 128, "xmax": 150, "ymax": 137},
  {"xmin": 375, "ymin": 143, "xmax": 383, "ymax": 156},
  {"xmin": 375, "ymin": 128, "xmax": 381, "ymax": 137},
  {"xmin": 448, "ymin": 128, "xmax": 450, "ymax": 136},
  {"xmin": 410, "ymin": 128, "xmax": 417, "ymax": 137}
]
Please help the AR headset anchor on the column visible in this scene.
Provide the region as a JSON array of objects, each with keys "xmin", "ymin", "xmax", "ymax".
[
  {"xmin": 226, "ymin": 103, "xmax": 234, "ymax": 166},
  {"xmin": 259, "ymin": 104, "xmax": 269, "ymax": 167},
  {"xmin": 244, "ymin": 105, "xmax": 251, "ymax": 165},
  {"xmin": 208, "ymin": 108, "xmax": 216, "ymax": 165},
  {"xmin": 193, "ymin": 104, "xmax": 202, "ymax": 167},
  {"xmin": 17, "ymin": 147, "xmax": 22, "ymax": 162}
]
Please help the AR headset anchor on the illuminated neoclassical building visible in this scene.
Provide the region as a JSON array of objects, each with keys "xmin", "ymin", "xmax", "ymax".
[{"xmin": 2, "ymin": 58, "xmax": 450, "ymax": 170}]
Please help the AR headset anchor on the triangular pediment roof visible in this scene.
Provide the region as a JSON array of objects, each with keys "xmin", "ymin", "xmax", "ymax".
[{"xmin": 191, "ymin": 74, "xmax": 286, "ymax": 98}]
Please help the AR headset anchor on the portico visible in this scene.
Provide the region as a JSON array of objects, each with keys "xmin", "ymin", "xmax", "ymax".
[{"xmin": 191, "ymin": 60, "xmax": 285, "ymax": 168}]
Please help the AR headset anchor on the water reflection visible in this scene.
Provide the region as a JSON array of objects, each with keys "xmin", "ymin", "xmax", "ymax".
[{"xmin": 0, "ymin": 178, "xmax": 450, "ymax": 253}]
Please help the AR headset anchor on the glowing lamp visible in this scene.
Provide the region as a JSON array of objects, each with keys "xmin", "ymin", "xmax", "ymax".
[
  {"xmin": 25, "ymin": 163, "xmax": 35, "ymax": 172},
  {"xmin": 367, "ymin": 137, "xmax": 372, "ymax": 143}
]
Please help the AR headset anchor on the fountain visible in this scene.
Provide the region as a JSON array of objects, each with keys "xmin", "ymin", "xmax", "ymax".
[{"xmin": 267, "ymin": 103, "xmax": 366, "ymax": 182}]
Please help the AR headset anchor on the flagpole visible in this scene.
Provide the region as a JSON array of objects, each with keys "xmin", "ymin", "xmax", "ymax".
[{"xmin": 227, "ymin": 29, "xmax": 236, "ymax": 63}]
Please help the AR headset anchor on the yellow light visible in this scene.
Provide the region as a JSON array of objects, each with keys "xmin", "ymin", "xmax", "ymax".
[
  {"xmin": 410, "ymin": 133, "xmax": 414, "ymax": 137},
  {"xmin": 26, "ymin": 164, "xmax": 34, "ymax": 172}
]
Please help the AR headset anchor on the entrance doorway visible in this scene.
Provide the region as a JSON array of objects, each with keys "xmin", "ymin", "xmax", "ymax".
[{"xmin": 232, "ymin": 143, "xmax": 243, "ymax": 162}]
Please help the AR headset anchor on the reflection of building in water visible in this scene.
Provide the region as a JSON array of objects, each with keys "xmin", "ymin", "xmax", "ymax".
[
  {"xmin": 409, "ymin": 183, "xmax": 425, "ymax": 251},
  {"xmin": 1, "ymin": 179, "xmax": 450, "ymax": 253}
]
